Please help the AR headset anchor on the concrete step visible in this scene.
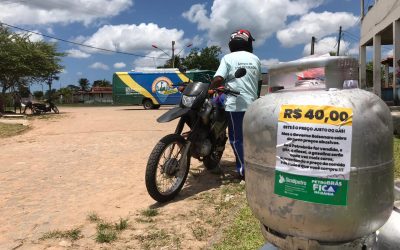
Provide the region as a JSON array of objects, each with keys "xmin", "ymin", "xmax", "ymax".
[{"xmin": 1, "ymin": 114, "xmax": 26, "ymax": 119}]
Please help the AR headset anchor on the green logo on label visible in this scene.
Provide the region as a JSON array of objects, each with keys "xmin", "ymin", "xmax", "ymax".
[{"xmin": 274, "ymin": 170, "xmax": 348, "ymax": 206}]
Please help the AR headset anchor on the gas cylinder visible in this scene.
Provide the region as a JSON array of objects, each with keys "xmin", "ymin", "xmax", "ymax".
[{"xmin": 243, "ymin": 56, "xmax": 394, "ymax": 247}]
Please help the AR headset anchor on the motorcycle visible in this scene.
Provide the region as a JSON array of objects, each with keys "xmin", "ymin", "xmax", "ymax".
[
  {"xmin": 145, "ymin": 68, "xmax": 246, "ymax": 202},
  {"xmin": 31, "ymin": 99, "xmax": 59, "ymax": 115}
]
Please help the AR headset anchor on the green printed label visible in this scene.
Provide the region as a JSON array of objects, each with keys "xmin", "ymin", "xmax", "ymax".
[{"xmin": 274, "ymin": 170, "xmax": 348, "ymax": 206}]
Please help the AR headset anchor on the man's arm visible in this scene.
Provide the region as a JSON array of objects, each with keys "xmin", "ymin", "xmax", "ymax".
[{"xmin": 210, "ymin": 76, "xmax": 224, "ymax": 89}]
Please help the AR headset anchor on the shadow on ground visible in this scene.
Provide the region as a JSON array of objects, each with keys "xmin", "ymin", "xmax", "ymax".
[{"xmin": 149, "ymin": 159, "xmax": 241, "ymax": 208}]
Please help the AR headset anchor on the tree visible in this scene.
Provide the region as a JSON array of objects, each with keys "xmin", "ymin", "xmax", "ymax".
[
  {"xmin": 66, "ymin": 84, "xmax": 80, "ymax": 91},
  {"xmin": 78, "ymin": 78, "xmax": 90, "ymax": 91},
  {"xmin": 159, "ymin": 46, "xmax": 222, "ymax": 70},
  {"xmin": 181, "ymin": 46, "xmax": 221, "ymax": 71},
  {"xmin": 92, "ymin": 79, "xmax": 111, "ymax": 87},
  {"xmin": 33, "ymin": 91, "xmax": 44, "ymax": 100},
  {"xmin": 45, "ymin": 89, "xmax": 57, "ymax": 100},
  {"xmin": 57, "ymin": 87, "xmax": 74, "ymax": 104},
  {"xmin": 162, "ymin": 55, "xmax": 183, "ymax": 69},
  {"xmin": 0, "ymin": 25, "xmax": 64, "ymax": 113},
  {"xmin": 18, "ymin": 85, "xmax": 30, "ymax": 98}
]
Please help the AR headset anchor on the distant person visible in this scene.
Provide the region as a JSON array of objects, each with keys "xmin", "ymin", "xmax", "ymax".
[
  {"xmin": 23, "ymin": 93, "xmax": 34, "ymax": 114},
  {"xmin": 13, "ymin": 92, "xmax": 22, "ymax": 114},
  {"xmin": 210, "ymin": 29, "xmax": 262, "ymax": 180}
]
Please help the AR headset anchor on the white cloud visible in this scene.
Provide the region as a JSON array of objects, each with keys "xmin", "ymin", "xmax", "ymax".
[
  {"xmin": 66, "ymin": 49, "xmax": 91, "ymax": 58},
  {"xmin": 0, "ymin": 0, "xmax": 133, "ymax": 25},
  {"xmin": 385, "ymin": 49, "xmax": 393, "ymax": 57},
  {"xmin": 16, "ymin": 31, "xmax": 43, "ymax": 42},
  {"xmin": 261, "ymin": 58, "xmax": 280, "ymax": 71},
  {"xmin": 77, "ymin": 72, "xmax": 83, "ymax": 76},
  {"xmin": 182, "ymin": 0, "xmax": 324, "ymax": 47},
  {"xmin": 261, "ymin": 58, "xmax": 280, "ymax": 70},
  {"xmin": 46, "ymin": 27, "xmax": 54, "ymax": 35},
  {"xmin": 261, "ymin": 58, "xmax": 280, "ymax": 67},
  {"xmin": 114, "ymin": 62, "xmax": 127, "ymax": 69},
  {"xmin": 132, "ymin": 51, "xmax": 168, "ymax": 70},
  {"xmin": 89, "ymin": 62, "xmax": 109, "ymax": 70},
  {"xmin": 277, "ymin": 11, "xmax": 358, "ymax": 47},
  {"xmin": 302, "ymin": 36, "xmax": 358, "ymax": 56},
  {"xmin": 81, "ymin": 23, "xmax": 188, "ymax": 55}
]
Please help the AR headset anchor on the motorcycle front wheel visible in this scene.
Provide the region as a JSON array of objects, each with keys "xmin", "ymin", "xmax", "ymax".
[
  {"xmin": 145, "ymin": 134, "xmax": 190, "ymax": 202},
  {"xmin": 52, "ymin": 105, "xmax": 59, "ymax": 114}
]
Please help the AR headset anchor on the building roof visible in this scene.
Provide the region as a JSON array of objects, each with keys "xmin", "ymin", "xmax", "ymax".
[
  {"xmin": 74, "ymin": 87, "xmax": 112, "ymax": 95},
  {"xmin": 91, "ymin": 87, "xmax": 112, "ymax": 94}
]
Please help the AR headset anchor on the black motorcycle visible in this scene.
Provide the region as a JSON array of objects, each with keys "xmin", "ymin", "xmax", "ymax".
[
  {"xmin": 145, "ymin": 68, "xmax": 246, "ymax": 202},
  {"xmin": 31, "ymin": 99, "xmax": 59, "ymax": 115}
]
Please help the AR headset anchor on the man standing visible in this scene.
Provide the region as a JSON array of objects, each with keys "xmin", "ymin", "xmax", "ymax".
[
  {"xmin": 210, "ymin": 29, "xmax": 262, "ymax": 179},
  {"xmin": 13, "ymin": 92, "xmax": 22, "ymax": 114}
]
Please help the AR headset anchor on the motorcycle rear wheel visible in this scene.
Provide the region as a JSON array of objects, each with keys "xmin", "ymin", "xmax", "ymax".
[
  {"xmin": 32, "ymin": 107, "xmax": 42, "ymax": 115},
  {"xmin": 203, "ymin": 147, "xmax": 225, "ymax": 170},
  {"xmin": 145, "ymin": 134, "xmax": 190, "ymax": 202}
]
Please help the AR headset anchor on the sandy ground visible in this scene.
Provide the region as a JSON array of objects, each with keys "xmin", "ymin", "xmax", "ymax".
[{"xmin": 0, "ymin": 106, "xmax": 239, "ymax": 249}]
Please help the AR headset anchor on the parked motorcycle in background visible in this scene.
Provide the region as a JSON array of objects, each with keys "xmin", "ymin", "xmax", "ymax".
[
  {"xmin": 145, "ymin": 68, "xmax": 246, "ymax": 202},
  {"xmin": 29, "ymin": 99, "xmax": 59, "ymax": 115}
]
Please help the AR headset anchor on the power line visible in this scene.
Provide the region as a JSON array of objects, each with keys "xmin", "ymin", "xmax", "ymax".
[
  {"xmin": 342, "ymin": 31, "xmax": 359, "ymax": 40},
  {"xmin": 0, "ymin": 22, "xmax": 170, "ymax": 59},
  {"xmin": 342, "ymin": 34, "xmax": 359, "ymax": 43}
]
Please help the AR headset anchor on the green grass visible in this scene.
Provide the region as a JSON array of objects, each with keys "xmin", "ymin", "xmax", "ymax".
[
  {"xmin": 87, "ymin": 212, "xmax": 100, "ymax": 223},
  {"xmin": 114, "ymin": 218, "xmax": 129, "ymax": 231},
  {"xmin": 141, "ymin": 208, "xmax": 159, "ymax": 217},
  {"xmin": 96, "ymin": 227, "xmax": 117, "ymax": 243},
  {"xmin": 86, "ymin": 212, "xmax": 129, "ymax": 243},
  {"xmin": 135, "ymin": 229, "xmax": 171, "ymax": 250},
  {"xmin": 96, "ymin": 221, "xmax": 118, "ymax": 243},
  {"xmin": 190, "ymin": 224, "xmax": 208, "ymax": 241},
  {"xmin": 40, "ymin": 228, "xmax": 82, "ymax": 241},
  {"xmin": 213, "ymin": 203, "xmax": 264, "ymax": 250},
  {"xmin": 394, "ymin": 137, "xmax": 400, "ymax": 179},
  {"xmin": 0, "ymin": 123, "xmax": 28, "ymax": 138}
]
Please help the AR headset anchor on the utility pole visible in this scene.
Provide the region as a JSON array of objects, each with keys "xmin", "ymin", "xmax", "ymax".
[
  {"xmin": 361, "ymin": 0, "xmax": 364, "ymax": 20},
  {"xmin": 152, "ymin": 41, "xmax": 191, "ymax": 68},
  {"xmin": 171, "ymin": 41, "xmax": 175, "ymax": 68},
  {"xmin": 337, "ymin": 26, "xmax": 342, "ymax": 56},
  {"xmin": 311, "ymin": 36, "xmax": 316, "ymax": 55}
]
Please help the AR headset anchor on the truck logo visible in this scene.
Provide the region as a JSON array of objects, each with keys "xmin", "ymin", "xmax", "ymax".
[{"xmin": 152, "ymin": 77, "xmax": 179, "ymax": 96}]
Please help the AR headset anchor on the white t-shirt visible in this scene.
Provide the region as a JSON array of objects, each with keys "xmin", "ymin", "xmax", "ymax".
[{"xmin": 214, "ymin": 51, "xmax": 262, "ymax": 112}]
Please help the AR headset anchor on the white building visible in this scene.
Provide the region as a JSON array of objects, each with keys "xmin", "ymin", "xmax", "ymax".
[{"xmin": 359, "ymin": 0, "xmax": 400, "ymax": 102}]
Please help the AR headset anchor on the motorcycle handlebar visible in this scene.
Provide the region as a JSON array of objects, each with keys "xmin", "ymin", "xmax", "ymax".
[{"xmin": 208, "ymin": 87, "xmax": 240, "ymax": 96}]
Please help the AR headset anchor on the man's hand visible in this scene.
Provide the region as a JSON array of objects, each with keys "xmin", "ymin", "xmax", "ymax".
[{"xmin": 210, "ymin": 76, "xmax": 224, "ymax": 89}]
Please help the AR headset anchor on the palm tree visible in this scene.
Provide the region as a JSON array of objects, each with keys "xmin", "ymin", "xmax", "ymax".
[{"xmin": 78, "ymin": 78, "xmax": 90, "ymax": 91}]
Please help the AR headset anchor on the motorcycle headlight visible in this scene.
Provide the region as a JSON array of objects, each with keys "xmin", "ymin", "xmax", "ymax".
[{"xmin": 181, "ymin": 95, "xmax": 196, "ymax": 107}]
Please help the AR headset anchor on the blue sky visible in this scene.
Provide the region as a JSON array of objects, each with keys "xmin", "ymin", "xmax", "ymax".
[{"xmin": 0, "ymin": 0, "xmax": 376, "ymax": 91}]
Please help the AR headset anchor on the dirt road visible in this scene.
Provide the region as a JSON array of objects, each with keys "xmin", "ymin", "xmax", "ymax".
[{"xmin": 0, "ymin": 107, "xmax": 239, "ymax": 249}]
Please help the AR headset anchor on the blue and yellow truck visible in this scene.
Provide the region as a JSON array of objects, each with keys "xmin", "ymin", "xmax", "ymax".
[{"xmin": 112, "ymin": 69, "xmax": 214, "ymax": 109}]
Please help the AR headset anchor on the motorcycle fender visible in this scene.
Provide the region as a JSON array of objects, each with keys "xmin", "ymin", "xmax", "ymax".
[{"xmin": 157, "ymin": 107, "xmax": 191, "ymax": 123}]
